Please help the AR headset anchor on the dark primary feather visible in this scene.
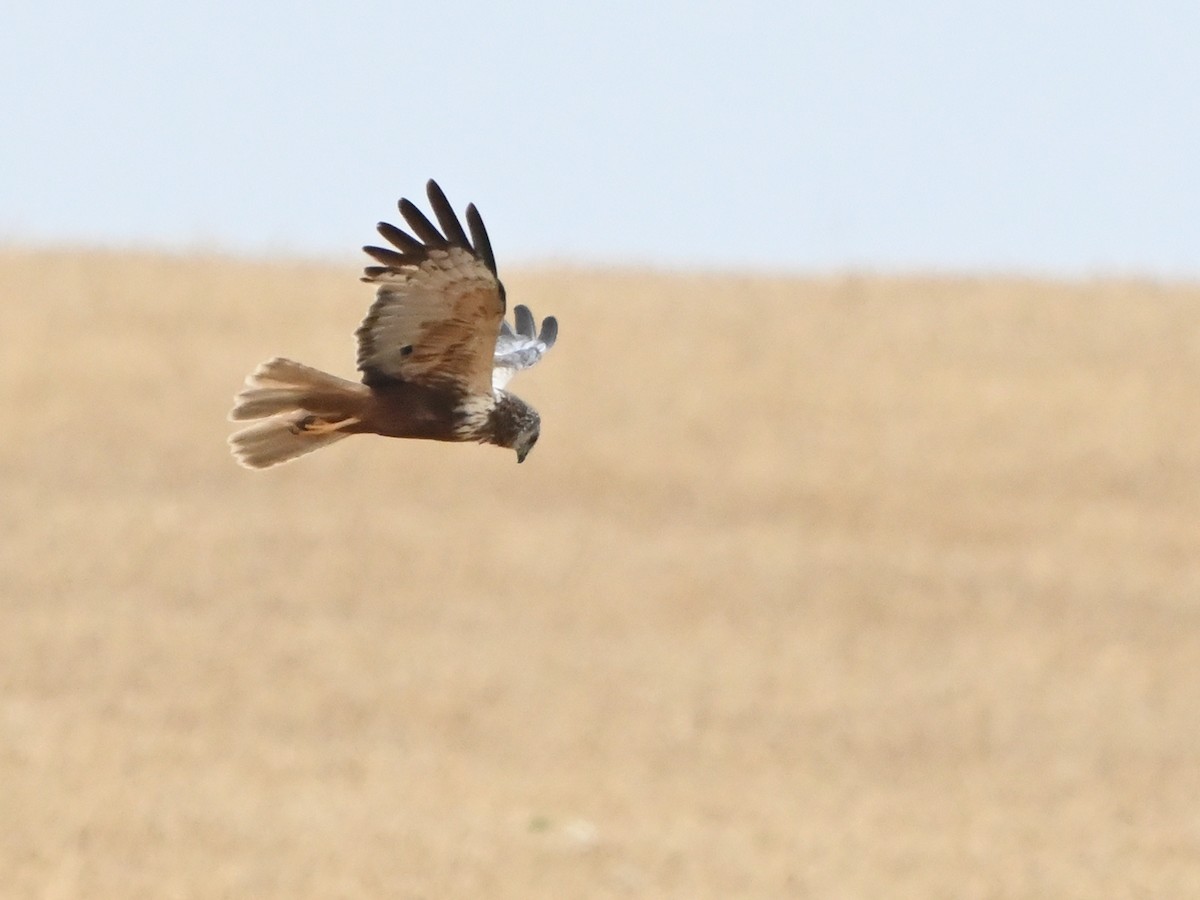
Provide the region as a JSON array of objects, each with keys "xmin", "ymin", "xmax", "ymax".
[
  {"xmin": 362, "ymin": 245, "xmax": 409, "ymax": 268},
  {"xmin": 376, "ymin": 221, "xmax": 424, "ymax": 255},
  {"xmin": 514, "ymin": 305, "xmax": 535, "ymax": 339},
  {"xmin": 465, "ymin": 204, "xmax": 497, "ymax": 274},
  {"xmin": 399, "ymin": 198, "xmax": 448, "ymax": 247},
  {"xmin": 425, "ymin": 180, "xmax": 471, "ymax": 247},
  {"xmin": 539, "ymin": 316, "xmax": 558, "ymax": 348}
]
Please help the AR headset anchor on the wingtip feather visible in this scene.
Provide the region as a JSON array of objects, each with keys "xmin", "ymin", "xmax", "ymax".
[
  {"xmin": 425, "ymin": 180, "xmax": 470, "ymax": 247},
  {"xmin": 398, "ymin": 197, "xmax": 447, "ymax": 247},
  {"xmin": 377, "ymin": 221, "xmax": 424, "ymax": 254},
  {"xmin": 513, "ymin": 305, "xmax": 535, "ymax": 339},
  {"xmin": 539, "ymin": 316, "xmax": 558, "ymax": 348},
  {"xmin": 465, "ymin": 203, "xmax": 497, "ymax": 275}
]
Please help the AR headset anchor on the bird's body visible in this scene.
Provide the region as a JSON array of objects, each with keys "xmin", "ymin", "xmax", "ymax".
[{"xmin": 228, "ymin": 181, "xmax": 557, "ymax": 469}]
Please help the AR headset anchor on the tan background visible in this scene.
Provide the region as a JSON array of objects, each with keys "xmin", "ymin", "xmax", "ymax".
[{"xmin": 2, "ymin": 250, "xmax": 1198, "ymax": 897}]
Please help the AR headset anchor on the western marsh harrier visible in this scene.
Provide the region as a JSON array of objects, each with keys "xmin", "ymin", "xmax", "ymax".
[{"xmin": 229, "ymin": 181, "xmax": 557, "ymax": 469}]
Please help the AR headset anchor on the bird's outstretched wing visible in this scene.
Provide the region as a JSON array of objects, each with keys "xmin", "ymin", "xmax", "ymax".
[
  {"xmin": 493, "ymin": 305, "xmax": 558, "ymax": 390},
  {"xmin": 357, "ymin": 180, "xmax": 505, "ymax": 394}
]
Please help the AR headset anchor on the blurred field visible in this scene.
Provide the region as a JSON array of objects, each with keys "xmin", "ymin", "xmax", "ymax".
[{"xmin": 1, "ymin": 247, "xmax": 1199, "ymax": 898}]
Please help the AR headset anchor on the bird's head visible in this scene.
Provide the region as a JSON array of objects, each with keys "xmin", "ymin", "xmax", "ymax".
[
  {"xmin": 485, "ymin": 393, "xmax": 541, "ymax": 463},
  {"xmin": 514, "ymin": 421, "xmax": 540, "ymax": 464}
]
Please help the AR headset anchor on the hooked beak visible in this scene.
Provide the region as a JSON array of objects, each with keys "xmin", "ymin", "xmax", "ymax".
[{"xmin": 516, "ymin": 446, "xmax": 529, "ymax": 464}]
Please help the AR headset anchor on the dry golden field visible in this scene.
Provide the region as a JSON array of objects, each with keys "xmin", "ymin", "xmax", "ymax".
[{"xmin": 2, "ymin": 248, "xmax": 1199, "ymax": 898}]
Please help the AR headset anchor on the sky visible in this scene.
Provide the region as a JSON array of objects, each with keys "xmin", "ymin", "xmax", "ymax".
[{"xmin": 3, "ymin": 1, "xmax": 1198, "ymax": 276}]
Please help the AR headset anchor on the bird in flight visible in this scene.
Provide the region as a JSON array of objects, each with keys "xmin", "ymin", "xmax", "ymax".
[{"xmin": 228, "ymin": 181, "xmax": 557, "ymax": 469}]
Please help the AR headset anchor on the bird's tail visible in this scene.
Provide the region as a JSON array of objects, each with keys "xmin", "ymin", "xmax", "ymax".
[{"xmin": 228, "ymin": 358, "xmax": 369, "ymax": 469}]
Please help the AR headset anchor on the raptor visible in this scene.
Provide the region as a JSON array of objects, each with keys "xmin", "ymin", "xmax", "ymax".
[{"xmin": 228, "ymin": 181, "xmax": 557, "ymax": 469}]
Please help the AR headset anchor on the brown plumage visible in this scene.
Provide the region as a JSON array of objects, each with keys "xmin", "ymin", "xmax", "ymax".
[{"xmin": 228, "ymin": 181, "xmax": 557, "ymax": 469}]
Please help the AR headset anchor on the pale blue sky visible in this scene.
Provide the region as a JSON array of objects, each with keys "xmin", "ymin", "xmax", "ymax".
[{"xmin": 3, "ymin": 2, "xmax": 1198, "ymax": 275}]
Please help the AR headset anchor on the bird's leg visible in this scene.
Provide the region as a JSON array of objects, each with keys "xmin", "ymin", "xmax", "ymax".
[{"xmin": 291, "ymin": 414, "xmax": 361, "ymax": 435}]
